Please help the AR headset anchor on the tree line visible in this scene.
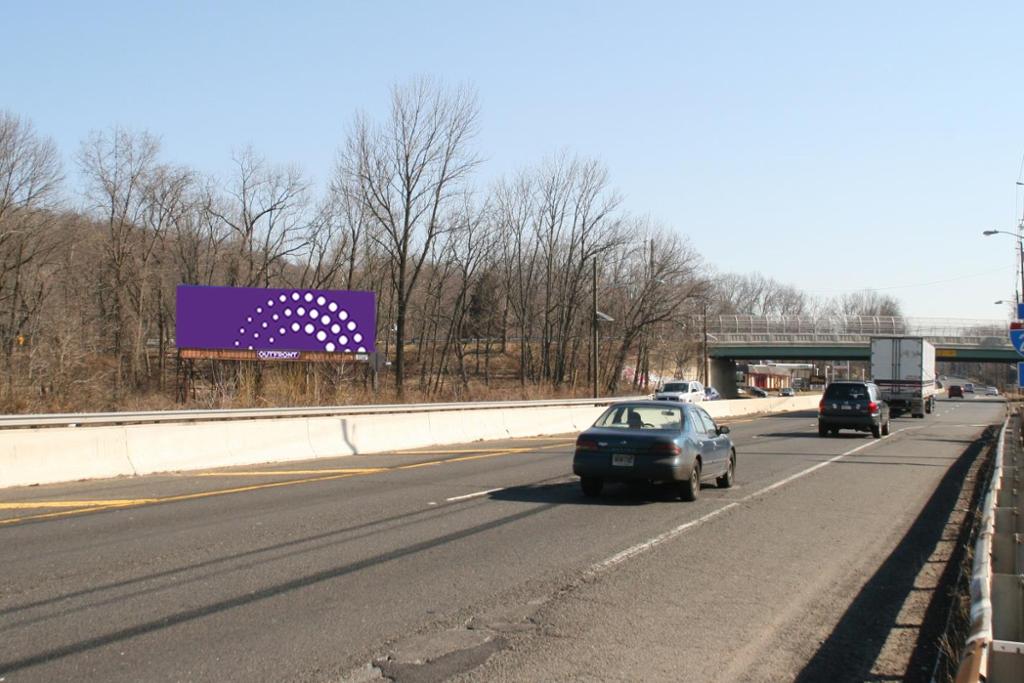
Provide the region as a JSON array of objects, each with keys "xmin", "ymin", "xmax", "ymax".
[{"xmin": 0, "ymin": 78, "xmax": 902, "ymax": 412}]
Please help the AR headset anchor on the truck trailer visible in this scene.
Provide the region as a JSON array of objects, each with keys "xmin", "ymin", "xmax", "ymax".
[{"xmin": 870, "ymin": 336, "xmax": 936, "ymax": 418}]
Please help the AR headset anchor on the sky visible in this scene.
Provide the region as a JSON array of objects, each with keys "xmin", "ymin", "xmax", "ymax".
[{"xmin": 4, "ymin": 1, "xmax": 1023, "ymax": 322}]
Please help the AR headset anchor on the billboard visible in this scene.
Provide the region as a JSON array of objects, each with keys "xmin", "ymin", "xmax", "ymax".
[{"xmin": 176, "ymin": 285, "xmax": 376, "ymax": 356}]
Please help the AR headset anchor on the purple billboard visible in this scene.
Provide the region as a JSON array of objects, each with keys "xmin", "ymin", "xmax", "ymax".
[{"xmin": 176, "ymin": 286, "xmax": 376, "ymax": 354}]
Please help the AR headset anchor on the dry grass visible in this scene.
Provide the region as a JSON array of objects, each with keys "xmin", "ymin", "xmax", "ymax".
[{"xmin": 1, "ymin": 342, "xmax": 659, "ymax": 414}]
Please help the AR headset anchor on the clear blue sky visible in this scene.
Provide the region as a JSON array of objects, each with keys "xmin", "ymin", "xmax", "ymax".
[{"xmin": 5, "ymin": 1, "xmax": 1023, "ymax": 321}]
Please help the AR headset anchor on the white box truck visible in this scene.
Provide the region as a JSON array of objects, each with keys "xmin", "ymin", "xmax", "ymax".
[{"xmin": 870, "ymin": 336, "xmax": 936, "ymax": 418}]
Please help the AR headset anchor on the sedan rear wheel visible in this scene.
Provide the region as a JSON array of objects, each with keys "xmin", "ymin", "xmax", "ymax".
[
  {"xmin": 871, "ymin": 424, "xmax": 881, "ymax": 438},
  {"xmin": 679, "ymin": 462, "xmax": 700, "ymax": 502},
  {"xmin": 716, "ymin": 452, "xmax": 735, "ymax": 489},
  {"xmin": 580, "ymin": 476, "xmax": 603, "ymax": 498}
]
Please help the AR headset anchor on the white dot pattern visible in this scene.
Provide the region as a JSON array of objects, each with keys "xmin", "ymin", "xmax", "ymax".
[{"xmin": 231, "ymin": 290, "xmax": 371, "ymax": 353}]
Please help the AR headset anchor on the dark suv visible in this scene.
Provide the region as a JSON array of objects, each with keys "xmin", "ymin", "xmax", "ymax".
[{"xmin": 818, "ymin": 380, "xmax": 890, "ymax": 438}]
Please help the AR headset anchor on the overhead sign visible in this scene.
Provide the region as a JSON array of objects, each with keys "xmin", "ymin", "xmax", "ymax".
[
  {"xmin": 176, "ymin": 286, "xmax": 376, "ymax": 355},
  {"xmin": 1019, "ymin": 362, "xmax": 1024, "ymax": 389},
  {"xmin": 1011, "ymin": 321, "xmax": 1024, "ymax": 356},
  {"xmin": 1018, "ymin": 303, "xmax": 1024, "ymax": 320}
]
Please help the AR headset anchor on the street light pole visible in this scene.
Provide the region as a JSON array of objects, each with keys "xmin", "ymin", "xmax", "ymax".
[{"xmin": 983, "ymin": 228, "xmax": 1024, "ymax": 305}]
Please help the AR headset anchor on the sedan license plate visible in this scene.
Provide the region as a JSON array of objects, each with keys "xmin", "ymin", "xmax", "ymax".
[
  {"xmin": 612, "ymin": 453, "xmax": 634, "ymax": 467},
  {"xmin": 841, "ymin": 404, "xmax": 852, "ymax": 410}
]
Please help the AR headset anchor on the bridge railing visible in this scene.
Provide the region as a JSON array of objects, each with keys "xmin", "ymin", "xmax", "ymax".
[
  {"xmin": 710, "ymin": 333, "xmax": 1013, "ymax": 347},
  {"xmin": 707, "ymin": 316, "xmax": 1011, "ymax": 347}
]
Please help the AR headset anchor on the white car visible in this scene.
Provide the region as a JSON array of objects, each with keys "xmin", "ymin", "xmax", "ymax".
[{"xmin": 655, "ymin": 380, "xmax": 705, "ymax": 403}]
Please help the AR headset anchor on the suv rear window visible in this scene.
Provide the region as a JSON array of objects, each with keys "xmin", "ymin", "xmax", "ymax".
[{"xmin": 824, "ymin": 383, "xmax": 870, "ymax": 401}]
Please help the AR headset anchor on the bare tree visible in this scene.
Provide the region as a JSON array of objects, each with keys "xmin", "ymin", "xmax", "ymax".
[
  {"xmin": 834, "ymin": 290, "xmax": 903, "ymax": 318},
  {"xmin": 340, "ymin": 77, "xmax": 481, "ymax": 396},
  {"xmin": 209, "ymin": 147, "xmax": 309, "ymax": 288},
  {"xmin": 494, "ymin": 171, "xmax": 540, "ymax": 385},
  {"xmin": 716, "ymin": 272, "xmax": 810, "ymax": 317},
  {"xmin": 533, "ymin": 154, "xmax": 623, "ymax": 385},
  {"xmin": 78, "ymin": 126, "xmax": 160, "ymax": 399},
  {"xmin": 0, "ymin": 111, "xmax": 63, "ymax": 404},
  {"xmin": 603, "ymin": 223, "xmax": 707, "ymax": 392}
]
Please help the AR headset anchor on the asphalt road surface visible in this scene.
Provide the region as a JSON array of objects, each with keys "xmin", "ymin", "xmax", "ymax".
[{"xmin": 0, "ymin": 397, "xmax": 1006, "ymax": 682}]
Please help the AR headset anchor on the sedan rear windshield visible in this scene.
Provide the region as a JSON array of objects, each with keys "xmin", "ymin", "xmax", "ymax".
[
  {"xmin": 824, "ymin": 383, "xmax": 870, "ymax": 401},
  {"xmin": 661, "ymin": 383, "xmax": 688, "ymax": 392},
  {"xmin": 596, "ymin": 405, "xmax": 684, "ymax": 430}
]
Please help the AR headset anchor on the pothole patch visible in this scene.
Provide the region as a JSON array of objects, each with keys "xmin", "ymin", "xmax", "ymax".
[{"xmin": 347, "ymin": 597, "xmax": 548, "ymax": 682}]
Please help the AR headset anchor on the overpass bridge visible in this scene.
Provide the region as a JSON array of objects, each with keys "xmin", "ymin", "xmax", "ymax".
[{"xmin": 705, "ymin": 316, "xmax": 1019, "ymax": 393}]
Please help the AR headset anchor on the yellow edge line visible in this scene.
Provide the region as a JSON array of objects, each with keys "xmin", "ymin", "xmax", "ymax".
[
  {"xmin": 194, "ymin": 468, "xmax": 386, "ymax": 476},
  {"xmin": 389, "ymin": 448, "xmax": 526, "ymax": 455},
  {"xmin": 0, "ymin": 499, "xmax": 159, "ymax": 509},
  {"xmin": 0, "ymin": 442, "xmax": 571, "ymax": 526}
]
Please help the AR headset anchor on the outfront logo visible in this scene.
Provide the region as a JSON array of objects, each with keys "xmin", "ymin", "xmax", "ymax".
[{"xmin": 257, "ymin": 350, "xmax": 301, "ymax": 361}]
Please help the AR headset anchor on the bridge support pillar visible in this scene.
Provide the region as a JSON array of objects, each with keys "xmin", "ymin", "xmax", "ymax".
[{"xmin": 711, "ymin": 358, "xmax": 739, "ymax": 399}]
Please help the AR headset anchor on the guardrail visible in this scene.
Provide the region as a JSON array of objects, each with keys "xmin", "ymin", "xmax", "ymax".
[
  {"xmin": 0, "ymin": 396, "xmax": 645, "ymax": 429},
  {"xmin": 956, "ymin": 416, "xmax": 1024, "ymax": 683}
]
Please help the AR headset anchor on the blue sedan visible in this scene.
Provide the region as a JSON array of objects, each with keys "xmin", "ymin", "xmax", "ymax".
[{"xmin": 572, "ymin": 400, "xmax": 736, "ymax": 501}]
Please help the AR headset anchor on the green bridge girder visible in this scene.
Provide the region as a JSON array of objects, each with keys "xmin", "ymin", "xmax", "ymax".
[{"xmin": 709, "ymin": 344, "xmax": 1022, "ymax": 363}]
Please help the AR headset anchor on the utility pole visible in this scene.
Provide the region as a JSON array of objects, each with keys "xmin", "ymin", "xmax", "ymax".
[
  {"xmin": 702, "ymin": 299, "xmax": 709, "ymax": 386},
  {"xmin": 592, "ymin": 257, "xmax": 599, "ymax": 399}
]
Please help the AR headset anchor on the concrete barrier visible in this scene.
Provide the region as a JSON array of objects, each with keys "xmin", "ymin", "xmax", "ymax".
[
  {"xmin": 342, "ymin": 412, "xmax": 434, "ymax": 454},
  {"xmin": 126, "ymin": 422, "xmax": 232, "ymax": 475},
  {"xmin": 0, "ymin": 426, "xmax": 134, "ymax": 488},
  {"xmin": 307, "ymin": 417, "xmax": 356, "ymax": 459},
  {"xmin": 704, "ymin": 395, "xmax": 820, "ymax": 420},
  {"xmin": 0, "ymin": 395, "xmax": 823, "ymax": 489}
]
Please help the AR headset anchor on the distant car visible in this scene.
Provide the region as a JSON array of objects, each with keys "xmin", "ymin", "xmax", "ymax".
[
  {"xmin": 818, "ymin": 380, "xmax": 890, "ymax": 438},
  {"xmin": 704, "ymin": 386, "xmax": 721, "ymax": 401},
  {"xmin": 964, "ymin": 383, "xmax": 975, "ymax": 394},
  {"xmin": 747, "ymin": 386, "xmax": 768, "ymax": 398},
  {"xmin": 779, "ymin": 387, "xmax": 795, "ymax": 397},
  {"xmin": 985, "ymin": 386, "xmax": 999, "ymax": 396},
  {"xmin": 654, "ymin": 380, "xmax": 704, "ymax": 403},
  {"xmin": 573, "ymin": 400, "xmax": 736, "ymax": 501},
  {"xmin": 948, "ymin": 385, "xmax": 964, "ymax": 398}
]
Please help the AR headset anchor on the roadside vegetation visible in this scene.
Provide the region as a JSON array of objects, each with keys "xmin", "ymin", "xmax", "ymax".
[{"xmin": 0, "ymin": 80, "xmax": 902, "ymax": 413}]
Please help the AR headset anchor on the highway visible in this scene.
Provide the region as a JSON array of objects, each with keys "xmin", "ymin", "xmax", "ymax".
[{"xmin": 0, "ymin": 397, "xmax": 1006, "ymax": 682}]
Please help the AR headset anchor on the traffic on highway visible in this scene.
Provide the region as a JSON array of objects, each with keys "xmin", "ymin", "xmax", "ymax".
[{"xmin": 0, "ymin": 390, "xmax": 1005, "ymax": 681}]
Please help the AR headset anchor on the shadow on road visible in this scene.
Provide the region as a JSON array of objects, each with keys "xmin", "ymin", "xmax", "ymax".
[
  {"xmin": 0, "ymin": 501, "xmax": 559, "ymax": 676},
  {"xmin": 759, "ymin": 432, "xmax": 873, "ymax": 439},
  {"xmin": 490, "ymin": 480, "xmax": 695, "ymax": 506},
  {"xmin": 793, "ymin": 426, "xmax": 996, "ymax": 683}
]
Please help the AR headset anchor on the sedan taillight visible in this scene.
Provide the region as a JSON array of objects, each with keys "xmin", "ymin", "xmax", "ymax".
[
  {"xmin": 818, "ymin": 399, "xmax": 825, "ymax": 414},
  {"xmin": 650, "ymin": 442, "xmax": 681, "ymax": 455},
  {"xmin": 868, "ymin": 401, "xmax": 879, "ymax": 414},
  {"xmin": 576, "ymin": 436, "xmax": 599, "ymax": 450}
]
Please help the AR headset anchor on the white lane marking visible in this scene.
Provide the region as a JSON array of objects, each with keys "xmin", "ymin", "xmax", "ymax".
[
  {"xmin": 445, "ymin": 487, "xmax": 504, "ymax": 503},
  {"xmin": 587, "ymin": 427, "xmax": 913, "ymax": 576}
]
